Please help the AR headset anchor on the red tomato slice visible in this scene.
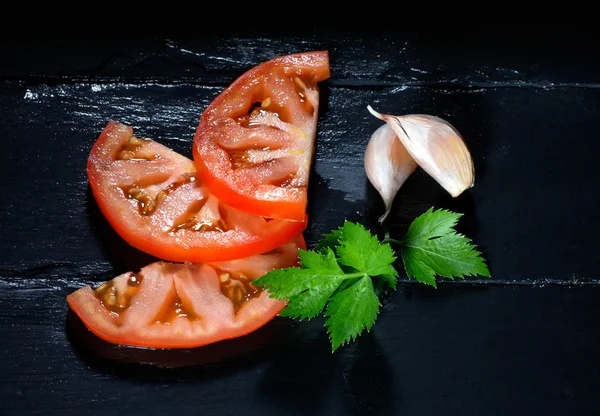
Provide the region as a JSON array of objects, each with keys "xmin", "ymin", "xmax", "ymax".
[
  {"xmin": 88, "ymin": 120, "xmax": 306, "ymax": 263},
  {"xmin": 193, "ymin": 51, "xmax": 330, "ymax": 222},
  {"xmin": 67, "ymin": 236, "xmax": 304, "ymax": 349}
]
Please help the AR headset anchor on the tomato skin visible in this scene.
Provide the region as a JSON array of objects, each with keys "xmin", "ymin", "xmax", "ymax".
[
  {"xmin": 87, "ymin": 121, "xmax": 307, "ymax": 263},
  {"xmin": 193, "ymin": 51, "xmax": 330, "ymax": 222},
  {"xmin": 192, "ymin": 156, "xmax": 303, "ymax": 221},
  {"xmin": 67, "ymin": 236, "xmax": 305, "ymax": 349},
  {"xmin": 67, "ymin": 282, "xmax": 286, "ymax": 349}
]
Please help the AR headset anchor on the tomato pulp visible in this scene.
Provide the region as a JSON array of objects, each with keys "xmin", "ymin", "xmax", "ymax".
[
  {"xmin": 193, "ymin": 50, "xmax": 330, "ymax": 222},
  {"xmin": 67, "ymin": 236, "xmax": 304, "ymax": 348},
  {"xmin": 87, "ymin": 121, "xmax": 306, "ymax": 263}
]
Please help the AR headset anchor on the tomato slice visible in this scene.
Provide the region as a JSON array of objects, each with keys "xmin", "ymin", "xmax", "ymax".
[
  {"xmin": 88, "ymin": 120, "xmax": 306, "ymax": 262},
  {"xmin": 67, "ymin": 236, "xmax": 304, "ymax": 349},
  {"xmin": 193, "ymin": 51, "xmax": 330, "ymax": 222}
]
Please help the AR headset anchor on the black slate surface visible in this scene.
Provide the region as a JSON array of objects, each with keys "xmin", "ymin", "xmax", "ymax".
[{"xmin": 1, "ymin": 30, "xmax": 599, "ymax": 415}]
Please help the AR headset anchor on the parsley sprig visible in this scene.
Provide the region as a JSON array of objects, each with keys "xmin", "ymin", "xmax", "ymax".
[{"xmin": 253, "ymin": 207, "xmax": 490, "ymax": 352}]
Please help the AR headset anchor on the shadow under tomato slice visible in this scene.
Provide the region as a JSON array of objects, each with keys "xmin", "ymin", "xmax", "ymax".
[
  {"xmin": 87, "ymin": 120, "xmax": 306, "ymax": 263},
  {"xmin": 65, "ymin": 308, "xmax": 293, "ymax": 370}
]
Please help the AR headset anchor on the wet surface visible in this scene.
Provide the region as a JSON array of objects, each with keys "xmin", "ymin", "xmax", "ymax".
[{"xmin": 1, "ymin": 31, "xmax": 599, "ymax": 415}]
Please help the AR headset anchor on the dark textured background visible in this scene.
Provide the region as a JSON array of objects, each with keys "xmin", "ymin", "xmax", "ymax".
[{"xmin": 1, "ymin": 30, "xmax": 599, "ymax": 415}]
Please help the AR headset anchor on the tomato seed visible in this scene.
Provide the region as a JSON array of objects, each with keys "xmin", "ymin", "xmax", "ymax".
[
  {"xmin": 105, "ymin": 292, "xmax": 117, "ymax": 307},
  {"xmin": 261, "ymin": 97, "xmax": 272, "ymax": 108},
  {"xmin": 217, "ymin": 270, "xmax": 263, "ymax": 314},
  {"xmin": 127, "ymin": 274, "xmax": 143, "ymax": 286},
  {"xmin": 95, "ymin": 275, "xmax": 143, "ymax": 316},
  {"xmin": 124, "ymin": 174, "xmax": 197, "ymax": 217},
  {"xmin": 115, "ymin": 136, "xmax": 155, "ymax": 161},
  {"xmin": 118, "ymin": 150, "xmax": 136, "ymax": 160}
]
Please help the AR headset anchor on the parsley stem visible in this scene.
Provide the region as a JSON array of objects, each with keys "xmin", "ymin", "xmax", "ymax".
[
  {"xmin": 381, "ymin": 237, "xmax": 403, "ymax": 246},
  {"xmin": 341, "ymin": 272, "xmax": 366, "ymax": 280}
]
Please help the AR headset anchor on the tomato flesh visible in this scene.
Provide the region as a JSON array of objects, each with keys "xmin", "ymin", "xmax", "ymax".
[
  {"xmin": 67, "ymin": 236, "xmax": 304, "ymax": 349},
  {"xmin": 193, "ymin": 51, "xmax": 330, "ymax": 221},
  {"xmin": 88, "ymin": 121, "xmax": 306, "ymax": 262}
]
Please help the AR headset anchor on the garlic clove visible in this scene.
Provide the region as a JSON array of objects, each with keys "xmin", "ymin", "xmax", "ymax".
[
  {"xmin": 364, "ymin": 123, "xmax": 418, "ymax": 223},
  {"xmin": 367, "ymin": 106, "xmax": 475, "ymax": 198}
]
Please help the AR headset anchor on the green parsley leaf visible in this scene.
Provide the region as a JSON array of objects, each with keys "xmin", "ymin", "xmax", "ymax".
[
  {"xmin": 253, "ymin": 248, "xmax": 348, "ymax": 320},
  {"xmin": 254, "ymin": 221, "xmax": 396, "ymax": 351},
  {"xmin": 403, "ymin": 207, "xmax": 461, "ymax": 242},
  {"xmin": 325, "ymin": 274, "xmax": 380, "ymax": 351},
  {"xmin": 400, "ymin": 208, "xmax": 491, "ymax": 287},
  {"xmin": 314, "ymin": 228, "xmax": 343, "ymax": 252},
  {"xmin": 254, "ymin": 207, "xmax": 490, "ymax": 352},
  {"xmin": 336, "ymin": 221, "xmax": 398, "ymax": 289}
]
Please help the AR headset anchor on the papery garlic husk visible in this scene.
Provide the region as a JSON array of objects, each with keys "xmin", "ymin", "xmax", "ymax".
[
  {"xmin": 364, "ymin": 123, "xmax": 418, "ymax": 223},
  {"xmin": 367, "ymin": 106, "xmax": 475, "ymax": 197}
]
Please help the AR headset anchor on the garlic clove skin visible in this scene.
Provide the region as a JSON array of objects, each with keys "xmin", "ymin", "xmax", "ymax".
[
  {"xmin": 367, "ymin": 106, "xmax": 475, "ymax": 198},
  {"xmin": 364, "ymin": 123, "xmax": 418, "ymax": 223}
]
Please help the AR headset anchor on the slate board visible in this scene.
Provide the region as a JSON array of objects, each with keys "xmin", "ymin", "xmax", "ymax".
[{"xmin": 1, "ymin": 30, "xmax": 599, "ymax": 415}]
